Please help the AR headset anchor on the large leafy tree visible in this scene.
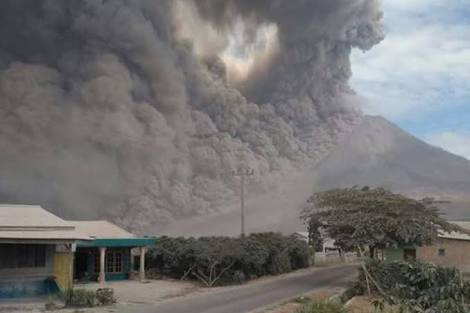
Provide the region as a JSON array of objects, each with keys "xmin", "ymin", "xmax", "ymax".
[{"xmin": 302, "ymin": 187, "xmax": 461, "ymax": 257}]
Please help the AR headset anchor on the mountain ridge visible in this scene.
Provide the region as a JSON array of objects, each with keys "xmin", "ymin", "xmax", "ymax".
[
  {"xmin": 158, "ymin": 115, "xmax": 470, "ymax": 236},
  {"xmin": 316, "ymin": 116, "xmax": 470, "ymax": 193}
]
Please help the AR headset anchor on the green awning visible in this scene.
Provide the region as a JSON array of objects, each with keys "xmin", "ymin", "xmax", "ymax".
[{"xmin": 77, "ymin": 237, "xmax": 156, "ymax": 248}]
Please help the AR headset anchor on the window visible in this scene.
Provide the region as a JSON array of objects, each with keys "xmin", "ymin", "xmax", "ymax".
[
  {"xmin": 0, "ymin": 244, "xmax": 46, "ymax": 269},
  {"xmin": 0, "ymin": 244, "xmax": 16, "ymax": 269},
  {"xmin": 94, "ymin": 249, "xmax": 124, "ymax": 273},
  {"xmin": 94, "ymin": 251, "xmax": 100, "ymax": 273},
  {"xmin": 18, "ymin": 245, "xmax": 46, "ymax": 268},
  {"xmin": 404, "ymin": 249, "xmax": 416, "ymax": 261},
  {"xmin": 106, "ymin": 250, "xmax": 123, "ymax": 273},
  {"xmin": 438, "ymin": 248, "xmax": 446, "ymax": 256}
]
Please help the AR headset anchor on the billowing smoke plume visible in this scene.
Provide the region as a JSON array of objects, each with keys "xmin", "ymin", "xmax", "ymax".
[{"xmin": 0, "ymin": 0, "xmax": 383, "ymax": 230}]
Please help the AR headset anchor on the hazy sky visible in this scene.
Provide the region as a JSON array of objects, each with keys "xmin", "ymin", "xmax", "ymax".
[{"xmin": 351, "ymin": 0, "xmax": 470, "ymax": 159}]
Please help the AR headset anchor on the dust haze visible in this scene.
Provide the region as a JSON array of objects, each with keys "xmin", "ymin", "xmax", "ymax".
[{"xmin": 0, "ymin": 0, "xmax": 384, "ymax": 232}]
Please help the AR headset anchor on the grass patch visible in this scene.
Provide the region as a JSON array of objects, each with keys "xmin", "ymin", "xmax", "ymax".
[{"xmin": 295, "ymin": 301, "xmax": 347, "ymax": 313}]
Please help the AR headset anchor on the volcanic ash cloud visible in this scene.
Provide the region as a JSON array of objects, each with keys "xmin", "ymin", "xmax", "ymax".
[{"xmin": 0, "ymin": 0, "xmax": 383, "ymax": 230}]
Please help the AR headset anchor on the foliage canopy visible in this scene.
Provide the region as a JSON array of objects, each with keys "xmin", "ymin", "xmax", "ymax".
[
  {"xmin": 362, "ymin": 260, "xmax": 470, "ymax": 313},
  {"xmin": 302, "ymin": 187, "xmax": 460, "ymax": 252},
  {"xmin": 148, "ymin": 233, "xmax": 311, "ymax": 287}
]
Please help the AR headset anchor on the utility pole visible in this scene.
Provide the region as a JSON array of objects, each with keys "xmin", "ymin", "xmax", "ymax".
[{"xmin": 232, "ymin": 167, "xmax": 254, "ymax": 237}]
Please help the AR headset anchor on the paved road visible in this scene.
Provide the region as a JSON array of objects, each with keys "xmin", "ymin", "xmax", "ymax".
[{"xmin": 120, "ymin": 265, "xmax": 358, "ymax": 313}]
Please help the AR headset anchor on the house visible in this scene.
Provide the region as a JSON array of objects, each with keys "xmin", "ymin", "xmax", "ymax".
[
  {"xmin": 384, "ymin": 221, "xmax": 470, "ymax": 273},
  {"xmin": 293, "ymin": 231, "xmax": 341, "ymax": 253},
  {"xmin": 0, "ymin": 204, "xmax": 89, "ymax": 298},
  {"xmin": 293, "ymin": 231, "xmax": 347, "ymax": 264},
  {"xmin": 70, "ymin": 221, "xmax": 155, "ymax": 283},
  {"xmin": 293, "ymin": 232, "xmax": 309, "ymax": 243},
  {"xmin": 0, "ymin": 204, "xmax": 156, "ymax": 299}
]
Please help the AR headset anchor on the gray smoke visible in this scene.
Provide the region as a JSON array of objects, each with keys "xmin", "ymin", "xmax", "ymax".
[{"xmin": 0, "ymin": 0, "xmax": 383, "ymax": 231}]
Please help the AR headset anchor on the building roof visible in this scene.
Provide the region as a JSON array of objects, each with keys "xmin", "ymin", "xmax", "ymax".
[
  {"xmin": 0, "ymin": 204, "xmax": 90, "ymax": 241},
  {"xmin": 294, "ymin": 232, "xmax": 309, "ymax": 239},
  {"xmin": 452, "ymin": 221, "xmax": 470, "ymax": 230},
  {"xmin": 439, "ymin": 231, "xmax": 470, "ymax": 241},
  {"xmin": 0, "ymin": 204, "xmax": 155, "ymax": 246},
  {"xmin": 439, "ymin": 221, "xmax": 470, "ymax": 241},
  {"xmin": 0, "ymin": 204, "xmax": 73, "ymax": 230},
  {"xmin": 69, "ymin": 221, "xmax": 156, "ymax": 248},
  {"xmin": 68, "ymin": 221, "xmax": 135, "ymax": 239}
]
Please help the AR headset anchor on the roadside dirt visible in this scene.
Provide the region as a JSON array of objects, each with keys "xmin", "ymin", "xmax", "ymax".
[
  {"xmin": 345, "ymin": 296, "xmax": 397, "ymax": 313},
  {"xmin": 263, "ymin": 288, "xmax": 343, "ymax": 313}
]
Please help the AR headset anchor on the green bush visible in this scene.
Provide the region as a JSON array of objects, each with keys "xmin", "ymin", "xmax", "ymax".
[
  {"xmin": 248, "ymin": 233, "xmax": 308, "ymax": 275},
  {"xmin": 288, "ymin": 235, "xmax": 312, "ymax": 269},
  {"xmin": 339, "ymin": 283, "xmax": 362, "ymax": 304},
  {"xmin": 148, "ymin": 236, "xmax": 196, "ymax": 277},
  {"xmin": 60, "ymin": 287, "xmax": 116, "ymax": 308},
  {"xmin": 96, "ymin": 288, "xmax": 116, "ymax": 305},
  {"xmin": 295, "ymin": 301, "xmax": 347, "ymax": 313},
  {"xmin": 361, "ymin": 260, "xmax": 469, "ymax": 313},
  {"xmin": 148, "ymin": 233, "xmax": 311, "ymax": 286},
  {"xmin": 268, "ymin": 250, "xmax": 292, "ymax": 275},
  {"xmin": 61, "ymin": 288, "xmax": 96, "ymax": 307},
  {"xmin": 239, "ymin": 237, "xmax": 270, "ymax": 278},
  {"xmin": 232, "ymin": 270, "xmax": 246, "ymax": 284}
]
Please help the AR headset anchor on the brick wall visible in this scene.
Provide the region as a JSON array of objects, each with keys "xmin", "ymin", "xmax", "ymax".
[{"xmin": 418, "ymin": 238, "xmax": 470, "ymax": 273}]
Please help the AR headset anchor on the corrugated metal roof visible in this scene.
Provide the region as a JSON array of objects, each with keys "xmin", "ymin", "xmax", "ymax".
[
  {"xmin": 0, "ymin": 204, "xmax": 90, "ymax": 241},
  {"xmin": 68, "ymin": 221, "xmax": 135, "ymax": 239},
  {"xmin": 0, "ymin": 204, "xmax": 72, "ymax": 229},
  {"xmin": 451, "ymin": 221, "xmax": 470, "ymax": 230},
  {"xmin": 439, "ymin": 231, "xmax": 470, "ymax": 241},
  {"xmin": 294, "ymin": 232, "xmax": 308, "ymax": 238},
  {"xmin": 438, "ymin": 221, "xmax": 470, "ymax": 241}
]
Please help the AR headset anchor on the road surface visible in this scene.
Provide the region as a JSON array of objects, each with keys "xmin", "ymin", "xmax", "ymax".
[{"xmin": 120, "ymin": 265, "xmax": 357, "ymax": 313}]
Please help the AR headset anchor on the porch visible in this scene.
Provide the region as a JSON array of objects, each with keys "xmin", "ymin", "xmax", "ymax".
[
  {"xmin": 74, "ymin": 245, "xmax": 149, "ymax": 283},
  {"xmin": 69, "ymin": 221, "xmax": 156, "ymax": 284}
]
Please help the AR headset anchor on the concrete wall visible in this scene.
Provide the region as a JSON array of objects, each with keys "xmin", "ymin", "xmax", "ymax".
[
  {"xmin": 53, "ymin": 252, "xmax": 73, "ymax": 290},
  {"xmin": 384, "ymin": 247, "xmax": 404, "ymax": 262},
  {"xmin": 417, "ymin": 239, "xmax": 470, "ymax": 273}
]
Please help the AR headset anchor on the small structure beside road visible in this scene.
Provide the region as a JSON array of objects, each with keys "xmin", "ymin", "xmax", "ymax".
[
  {"xmin": 294, "ymin": 231, "xmax": 348, "ymax": 264},
  {"xmin": 70, "ymin": 220, "xmax": 155, "ymax": 283},
  {"xmin": 384, "ymin": 221, "xmax": 470, "ymax": 273},
  {"xmin": 0, "ymin": 204, "xmax": 89, "ymax": 298},
  {"xmin": 0, "ymin": 204, "xmax": 156, "ymax": 299}
]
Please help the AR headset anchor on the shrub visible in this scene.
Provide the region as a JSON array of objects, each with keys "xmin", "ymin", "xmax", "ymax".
[
  {"xmin": 147, "ymin": 236, "xmax": 196, "ymax": 278},
  {"xmin": 232, "ymin": 270, "xmax": 246, "ymax": 284},
  {"xmin": 268, "ymin": 250, "xmax": 292, "ymax": 275},
  {"xmin": 248, "ymin": 232, "xmax": 307, "ymax": 275},
  {"xmin": 60, "ymin": 287, "xmax": 116, "ymax": 308},
  {"xmin": 96, "ymin": 288, "xmax": 116, "ymax": 305},
  {"xmin": 361, "ymin": 260, "xmax": 469, "ymax": 313},
  {"xmin": 190, "ymin": 236, "xmax": 243, "ymax": 286},
  {"xmin": 339, "ymin": 282, "xmax": 362, "ymax": 304},
  {"xmin": 239, "ymin": 237, "xmax": 270, "ymax": 278},
  {"xmin": 287, "ymin": 235, "xmax": 311, "ymax": 270},
  {"xmin": 148, "ymin": 233, "xmax": 311, "ymax": 286},
  {"xmin": 295, "ymin": 301, "xmax": 347, "ymax": 313},
  {"xmin": 61, "ymin": 288, "xmax": 96, "ymax": 307}
]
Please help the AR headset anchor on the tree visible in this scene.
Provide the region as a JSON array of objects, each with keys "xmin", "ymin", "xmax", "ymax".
[
  {"xmin": 302, "ymin": 187, "xmax": 461, "ymax": 258},
  {"xmin": 189, "ymin": 237, "xmax": 242, "ymax": 287}
]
